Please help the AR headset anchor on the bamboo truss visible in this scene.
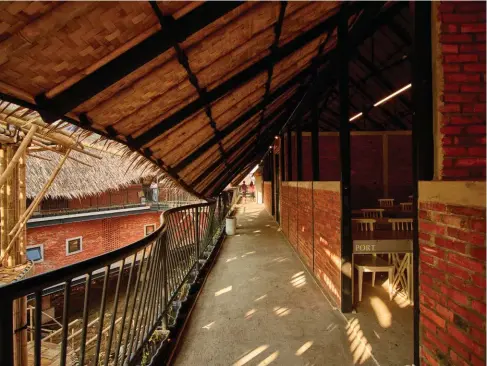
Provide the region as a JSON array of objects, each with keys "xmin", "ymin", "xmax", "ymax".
[{"xmin": 0, "ymin": 103, "xmax": 101, "ymax": 366}]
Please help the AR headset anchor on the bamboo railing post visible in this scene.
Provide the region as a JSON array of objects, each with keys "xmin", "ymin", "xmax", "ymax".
[{"xmin": 0, "ymin": 125, "xmax": 37, "ymax": 189}]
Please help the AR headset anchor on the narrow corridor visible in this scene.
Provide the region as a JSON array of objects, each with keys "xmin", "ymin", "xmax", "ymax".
[{"xmin": 174, "ymin": 202, "xmax": 400, "ymax": 366}]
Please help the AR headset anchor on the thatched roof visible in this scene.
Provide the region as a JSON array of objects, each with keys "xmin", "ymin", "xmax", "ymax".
[
  {"xmin": 26, "ymin": 147, "xmax": 167, "ymax": 200},
  {"xmin": 0, "ymin": 2, "xmax": 411, "ymax": 198}
]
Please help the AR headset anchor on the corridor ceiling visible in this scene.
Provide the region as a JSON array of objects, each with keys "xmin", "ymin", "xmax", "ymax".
[{"xmin": 0, "ymin": 1, "xmax": 411, "ymax": 198}]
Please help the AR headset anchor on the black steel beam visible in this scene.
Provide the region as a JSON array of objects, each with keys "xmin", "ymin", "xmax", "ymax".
[
  {"xmin": 338, "ymin": 10, "xmax": 353, "ymax": 314},
  {"xmin": 280, "ymin": 133, "xmax": 285, "ymax": 182},
  {"xmin": 256, "ymin": 1, "xmax": 287, "ymax": 146},
  {"xmin": 150, "ymin": 1, "xmax": 231, "ymax": 170},
  {"xmin": 311, "ymin": 88, "xmax": 320, "ymax": 181},
  {"xmin": 193, "ymin": 110, "xmax": 286, "ymax": 187},
  {"xmin": 296, "ymin": 115, "xmax": 303, "ymax": 181},
  {"xmin": 133, "ymin": 2, "xmax": 366, "ymax": 148},
  {"xmin": 286, "ymin": 124, "xmax": 292, "ymax": 181},
  {"xmin": 356, "ymin": 53, "xmax": 412, "ymax": 110},
  {"xmin": 411, "ymin": 4, "xmax": 433, "ymax": 364},
  {"xmin": 172, "ymin": 72, "xmax": 303, "ymax": 173},
  {"xmin": 35, "ymin": 2, "xmax": 242, "ymax": 118}
]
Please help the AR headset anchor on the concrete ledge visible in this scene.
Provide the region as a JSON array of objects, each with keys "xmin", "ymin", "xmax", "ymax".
[
  {"xmin": 313, "ymin": 181, "xmax": 341, "ymax": 192},
  {"xmin": 297, "ymin": 181, "xmax": 313, "ymax": 189},
  {"xmin": 419, "ymin": 181, "xmax": 486, "ymax": 208},
  {"xmin": 263, "ymin": 181, "xmax": 271, "ymax": 185}
]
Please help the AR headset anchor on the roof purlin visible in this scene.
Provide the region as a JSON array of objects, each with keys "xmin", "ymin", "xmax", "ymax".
[
  {"xmin": 132, "ymin": 2, "xmax": 367, "ymax": 149},
  {"xmin": 33, "ymin": 2, "xmax": 243, "ymax": 120}
]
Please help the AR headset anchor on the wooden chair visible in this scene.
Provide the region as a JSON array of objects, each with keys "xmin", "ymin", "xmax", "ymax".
[
  {"xmin": 354, "ymin": 256, "xmax": 394, "ymax": 302},
  {"xmin": 400, "ymin": 202, "xmax": 413, "ymax": 212},
  {"xmin": 389, "ymin": 218, "xmax": 413, "ymax": 231},
  {"xmin": 352, "ymin": 218, "xmax": 376, "ymax": 232},
  {"xmin": 361, "ymin": 208, "xmax": 384, "ymax": 218},
  {"xmin": 378, "ymin": 198, "xmax": 394, "ymax": 208}
]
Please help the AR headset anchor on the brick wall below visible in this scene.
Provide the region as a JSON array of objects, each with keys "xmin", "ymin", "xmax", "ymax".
[
  {"xmin": 280, "ymin": 182, "xmax": 342, "ymax": 306},
  {"xmin": 27, "ymin": 212, "xmax": 162, "ymax": 274},
  {"xmin": 263, "ymin": 182, "xmax": 272, "ymax": 215}
]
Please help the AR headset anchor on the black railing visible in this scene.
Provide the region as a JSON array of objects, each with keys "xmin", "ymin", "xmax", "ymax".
[{"xmin": 0, "ymin": 189, "xmax": 238, "ymax": 365}]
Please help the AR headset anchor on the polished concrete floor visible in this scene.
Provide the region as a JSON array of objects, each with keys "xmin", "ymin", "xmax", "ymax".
[{"xmin": 174, "ymin": 202, "xmax": 413, "ymax": 366}]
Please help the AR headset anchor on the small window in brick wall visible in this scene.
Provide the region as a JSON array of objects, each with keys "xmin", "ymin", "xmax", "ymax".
[
  {"xmin": 66, "ymin": 237, "xmax": 82, "ymax": 256},
  {"xmin": 145, "ymin": 224, "xmax": 156, "ymax": 236},
  {"xmin": 27, "ymin": 244, "xmax": 44, "ymax": 262}
]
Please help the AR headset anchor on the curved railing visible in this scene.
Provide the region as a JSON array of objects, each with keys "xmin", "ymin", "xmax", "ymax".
[{"xmin": 0, "ymin": 188, "xmax": 238, "ymax": 366}]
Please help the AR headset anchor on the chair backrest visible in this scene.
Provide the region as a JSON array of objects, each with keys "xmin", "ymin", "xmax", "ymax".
[
  {"xmin": 400, "ymin": 202, "xmax": 413, "ymax": 212},
  {"xmin": 389, "ymin": 218, "xmax": 413, "ymax": 231},
  {"xmin": 353, "ymin": 218, "xmax": 376, "ymax": 232},
  {"xmin": 361, "ymin": 208, "xmax": 384, "ymax": 218},
  {"xmin": 378, "ymin": 198, "xmax": 394, "ymax": 207}
]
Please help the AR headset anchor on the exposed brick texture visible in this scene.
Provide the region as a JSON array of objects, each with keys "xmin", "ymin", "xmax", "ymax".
[
  {"xmin": 438, "ymin": 1, "xmax": 486, "ymax": 180},
  {"xmin": 351, "ymin": 135, "xmax": 383, "ymax": 208},
  {"xmin": 27, "ymin": 212, "xmax": 161, "ymax": 274},
  {"xmin": 297, "ymin": 185, "xmax": 313, "ymax": 269},
  {"xmin": 263, "ymin": 182, "xmax": 272, "ymax": 215},
  {"xmin": 313, "ymin": 187, "xmax": 341, "ymax": 306},
  {"xmin": 419, "ymin": 201, "xmax": 486, "ymax": 366},
  {"xmin": 289, "ymin": 133, "xmax": 412, "ymax": 208},
  {"xmin": 388, "ymin": 134, "xmax": 413, "ymax": 203},
  {"xmin": 280, "ymin": 183, "xmax": 342, "ymax": 306}
]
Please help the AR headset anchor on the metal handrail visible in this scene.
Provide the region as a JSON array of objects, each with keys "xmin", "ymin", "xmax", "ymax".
[{"xmin": 0, "ymin": 188, "xmax": 238, "ymax": 366}]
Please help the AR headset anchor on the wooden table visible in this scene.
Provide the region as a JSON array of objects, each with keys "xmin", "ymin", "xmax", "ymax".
[{"xmin": 352, "ymin": 230, "xmax": 413, "ymax": 304}]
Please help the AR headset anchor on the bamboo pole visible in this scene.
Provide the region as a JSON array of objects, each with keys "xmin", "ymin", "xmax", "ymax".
[
  {"xmin": 0, "ymin": 146, "xmax": 6, "ymax": 259},
  {"xmin": 1, "ymin": 149, "xmax": 71, "ymax": 263},
  {"xmin": 0, "ymin": 125, "xmax": 37, "ymax": 189},
  {"xmin": 0, "ymin": 116, "xmax": 101, "ymax": 159},
  {"xmin": 30, "ymin": 140, "xmax": 92, "ymax": 167}
]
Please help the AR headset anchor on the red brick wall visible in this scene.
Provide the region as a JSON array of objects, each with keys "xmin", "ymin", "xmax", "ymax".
[
  {"xmin": 388, "ymin": 134, "xmax": 413, "ymax": 203},
  {"xmin": 280, "ymin": 182, "xmax": 342, "ymax": 306},
  {"xmin": 27, "ymin": 212, "xmax": 161, "ymax": 274},
  {"xmin": 263, "ymin": 182, "xmax": 272, "ymax": 215},
  {"xmin": 287, "ymin": 133, "xmax": 412, "ymax": 208},
  {"xmin": 419, "ymin": 199, "xmax": 485, "ymax": 366},
  {"xmin": 297, "ymin": 184, "xmax": 313, "ymax": 268},
  {"xmin": 420, "ymin": 3, "xmax": 487, "ymax": 365},
  {"xmin": 313, "ymin": 185, "xmax": 341, "ymax": 306},
  {"xmin": 438, "ymin": 1, "xmax": 486, "ymax": 180},
  {"xmin": 351, "ymin": 135, "xmax": 383, "ymax": 208},
  {"xmin": 68, "ymin": 185, "xmax": 142, "ymax": 209}
]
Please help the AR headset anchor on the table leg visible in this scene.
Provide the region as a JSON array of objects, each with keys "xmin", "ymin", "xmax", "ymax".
[{"xmin": 358, "ymin": 268, "xmax": 363, "ymax": 302}]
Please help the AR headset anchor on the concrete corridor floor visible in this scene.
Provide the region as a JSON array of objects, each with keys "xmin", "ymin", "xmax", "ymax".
[{"xmin": 174, "ymin": 202, "xmax": 413, "ymax": 366}]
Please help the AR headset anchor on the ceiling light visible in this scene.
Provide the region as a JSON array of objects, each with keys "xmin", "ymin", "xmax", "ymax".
[
  {"xmin": 373, "ymin": 83, "xmax": 412, "ymax": 107},
  {"xmin": 349, "ymin": 112, "xmax": 363, "ymax": 122}
]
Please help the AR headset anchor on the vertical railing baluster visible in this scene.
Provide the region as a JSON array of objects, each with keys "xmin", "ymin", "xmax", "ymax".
[
  {"xmin": 60, "ymin": 280, "xmax": 71, "ymax": 366},
  {"xmin": 94, "ymin": 266, "xmax": 110, "ymax": 366},
  {"xmin": 195, "ymin": 206, "xmax": 200, "ymax": 270},
  {"xmin": 104, "ymin": 260, "xmax": 125, "ymax": 366},
  {"xmin": 114, "ymin": 255, "xmax": 136, "ymax": 366},
  {"xmin": 79, "ymin": 273, "xmax": 92, "ymax": 366},
  {"xmin": 0, "ymin": 299, "xmax": 13, "ymax": 365},
  {"xmin": 127, "ymin": 242, "xmax": 157, "ymax": 361},
  {"xmin": 34, "ymin": 291, "xmax": 42, "ymax": 366},
  {"xmin": 121, "ymin": 248, "xmax": 146, "ymax": 365}
]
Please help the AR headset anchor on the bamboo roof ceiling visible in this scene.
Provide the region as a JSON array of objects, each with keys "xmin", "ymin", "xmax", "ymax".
[{"xmin": 0, "ymin": 1, "xmax": 412, "ymax": 198}]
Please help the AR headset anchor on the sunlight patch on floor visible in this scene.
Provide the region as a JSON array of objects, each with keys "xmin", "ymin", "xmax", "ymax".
[
  {"xmin": 295, "ymin": 341, "xmax": 313, "ymax": 356},
  {"xmin": 255, "ymin": 294, "xmax": 267, "ymax": 302},
  {"xmin": 233, "ymin": 345, "xmax": 269, "ymax": 366},
  {"xmin": 273, "ymin": 306, "xmax": 291, "ymax": 317},
  {"xmin": 257, "ymin": 351, "xmax": 279, "ymax": 366},
  {"xmin": 215, "ymin": 286, "xmax": 232, "ymax": 296},
  {"xmin": 202, "ymin": 321, "xmax": 215, "ymax": 330}
]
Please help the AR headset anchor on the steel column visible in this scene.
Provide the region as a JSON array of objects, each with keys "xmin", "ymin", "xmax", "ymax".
[
  {"xmin": 338, "ymin": 10, "xmax": 353, "ymax": 313},
  {"xmin": 411, "ymin": 2, "xmax": 433, "ymax": 366}
]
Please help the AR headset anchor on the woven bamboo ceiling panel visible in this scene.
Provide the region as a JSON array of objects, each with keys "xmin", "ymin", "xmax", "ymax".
[{"xmin": 0, "ymin": 1, "xmax": 411, "ymax": 198}]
